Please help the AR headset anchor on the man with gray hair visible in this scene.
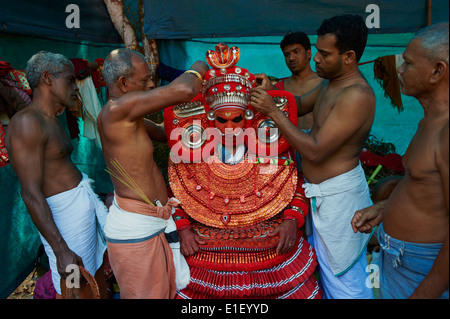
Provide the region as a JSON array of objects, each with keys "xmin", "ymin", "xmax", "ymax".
[
  {"xmin": 352, "ymin": 22, "xmax": 449, "ymax": 299},
  {"xmin": 5, "ymin": 51, "xmax": 109, "ymax": 298},
  {"xmin": 97, "ymin": 48, "xmax": 208, "ymax": 298}
]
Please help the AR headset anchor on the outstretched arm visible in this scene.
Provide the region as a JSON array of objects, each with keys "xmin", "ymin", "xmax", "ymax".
[
  {"xmin": 351, "ymin": 200, "xmax": 385, "ymax": 234},
  {"xmin": 253, "ymin": 73, "xmax": 323, "ymax": 117},
  {"xmin": 352, "ymin": 176, "xmax": 403, "ymax": 233},
  {"xmin": 250, "ymin": 85, "xmax": 375, "ymax": 164},
  {"xmin": 112, "ymin": 61, "xmax": 209, "ymax": 123}
]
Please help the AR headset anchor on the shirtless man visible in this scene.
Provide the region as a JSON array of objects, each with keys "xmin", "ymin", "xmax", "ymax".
[
  {"xmin": 276, "ymin": 32, "xmax": 324, "ymax": 132},
  {"xmin": 352, "ymin": 23, "xmax": 449, "ymax": 299},
  {"xmin": 97, "ymin": 48, "xmax": 208, "ymax": 298},
  {"xmin": 251, "ymin": 15, "xmax": 375, "ymax": 298},
  {"xmin": 5, "ymin": 51, "xmax": 108, "ymax": 298}
]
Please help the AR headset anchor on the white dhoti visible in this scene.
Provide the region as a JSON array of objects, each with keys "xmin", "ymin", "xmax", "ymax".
[
  {"xmin": 303, "ymin": 163, "xmax": 374, "ymax": 299},
  {"xmin": 39, "ymin": 173, "xmax": 108, "ymax": 294},
  {"xmin": 104, "ymin": 197, "xmax": 190, "ymax": 293}
]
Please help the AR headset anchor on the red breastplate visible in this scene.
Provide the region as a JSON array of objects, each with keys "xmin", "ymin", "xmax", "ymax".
[{"xmin": 169, "ymin": 158, "xmax": 297, "ymax": 229}]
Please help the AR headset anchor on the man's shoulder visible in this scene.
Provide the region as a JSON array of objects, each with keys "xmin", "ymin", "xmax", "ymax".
[
  {"xmin": 98, "ymin": 98, "xmax": 124, "ymax": 122},
  {"xmin": 8, "ymin": 108, "xmax": 45, "ymax": 132},
  {"xmin": 336, "ymin": 81, "xmax": 375, "ymax": 107},
  {"xmin": 6, "ymin": 109, "xmax": 49, "ymax": 148},
  {"xmin": 99, "ymin": 94, "xmax": 141, "ymax": 121},
  {"xmin": 342, "ymin": 80, "xmax": 374, "ymax": 96},
  {"xmin": 325, "ymin": 81, "xmax": 376, "ymax": 122}
]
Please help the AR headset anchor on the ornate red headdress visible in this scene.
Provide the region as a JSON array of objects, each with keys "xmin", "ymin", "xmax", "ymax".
[
  {"xmin": 166, "ymin": 43, "xmax": 305, "ymax": 232},
  {"xmin": 202, "ymin": 43, "xmax": 256, "ymax": 114},
  {"xmin": 163, "ymin": 43, "xmax": 298, "ymax": 162}
]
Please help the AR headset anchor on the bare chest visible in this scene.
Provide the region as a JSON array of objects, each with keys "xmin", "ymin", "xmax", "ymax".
[
  {"xmin": 403, "ymin": 127, "xmax": 439, "ymax": 180},
  {"xmin": 312, "ymin": 89, "xmax": 337, "ymax": 129},
  {"xmin": 284, "ymin": 79, "xmax": 309, "ymax": 96},
  {"xmin": 285, "ymin": 77, "xmax": 322, "ymax": 97},
  {"xmin": 45, "ymin": 119, "xmax": 74, "ymax": 159}
]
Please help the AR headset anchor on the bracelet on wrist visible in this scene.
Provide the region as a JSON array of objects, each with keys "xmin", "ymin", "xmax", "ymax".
[{"xmin": 184, "ymin": 70, "xmax": 202, "ymax": 82}]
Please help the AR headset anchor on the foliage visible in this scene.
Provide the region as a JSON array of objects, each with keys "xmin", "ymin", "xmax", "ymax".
[{"xmin": 365, "ymin": 134, "xmax": 396, "ymax": 156}]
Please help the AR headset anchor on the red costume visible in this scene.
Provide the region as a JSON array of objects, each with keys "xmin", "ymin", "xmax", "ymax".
[
  {"xmin": 0, "ymin": 122, "xmax": 8, "ymax": 167},
  {"xmin": 164, "ymin": 44, "xmax": 321, "ymax": 299}
]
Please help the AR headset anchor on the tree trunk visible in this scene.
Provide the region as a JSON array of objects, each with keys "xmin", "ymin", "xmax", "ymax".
[{"xmin": 103, "ymin": 0, "xmax": 139, "ymax": 50}]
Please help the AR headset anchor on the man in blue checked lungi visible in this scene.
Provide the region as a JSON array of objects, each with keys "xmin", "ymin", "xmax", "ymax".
[{"xmin": 352, "ymin": 23, "xmax": 449, "ymax": 299}]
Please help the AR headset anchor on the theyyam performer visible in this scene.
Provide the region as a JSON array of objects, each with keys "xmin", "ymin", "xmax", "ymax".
[{"xmin": 164, "ymin": 43, "xmax": 321, "ymax": 299}]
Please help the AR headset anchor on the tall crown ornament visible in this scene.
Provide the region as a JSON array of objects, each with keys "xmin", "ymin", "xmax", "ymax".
[{"xmin": 202, "ymin": 43, "xmax": 256, "ymax": 119}]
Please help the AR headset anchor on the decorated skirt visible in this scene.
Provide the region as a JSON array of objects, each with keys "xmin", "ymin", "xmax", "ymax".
[
  {"xmin": 170, "ymin": 160, "xmax": 321, "ymax": 299},
  {"xmin": 176, "ymin": 226, "xmax": 321, "ymax": 299}
]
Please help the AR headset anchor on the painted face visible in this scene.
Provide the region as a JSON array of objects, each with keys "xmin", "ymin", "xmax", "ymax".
[
  {"xmin": 125, "ymin": 56, "xmax": 155, "ymax": 92},
  {"xmin": 214, "ymin": 107, "xmax": 245, "ymax": 146},
  {"xmin": 51, "ymin": 66, "xmax": 79, "ymax": 112},
  {"xmin": 283, "ymin": 43, "xmax": 311, "ymax": 74},
  {"xmin": 397, "ymin": 38, "xmax": 434, "ymax": 97},
  {"xmin": 313, "ymin": 34, "xmax": 345, "ymax": 79}
]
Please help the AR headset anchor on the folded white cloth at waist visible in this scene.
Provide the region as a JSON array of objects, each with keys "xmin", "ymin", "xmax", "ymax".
[
  {"xmin": 41, "ymin": 173, "xmax": 108, "ymax": 294},
  {"xmin": 302, "ymin": 163, "xmax": 373, "ymax": 276},
  {"xmin": 104, "ymin": 197, "xmax": 190, "ymax": 290}
]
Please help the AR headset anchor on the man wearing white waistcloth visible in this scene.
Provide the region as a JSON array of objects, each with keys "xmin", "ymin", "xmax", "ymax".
[
  {"xmin": 5, "ymin": 51, "xmax": 109, "ymax": 299},
  {"xmin": 98, "ymin": 49, "xmax": 209, "ymax": 298},
  {"xmin": 251, "ymin": 14, "xmax": 375, "ymax": 298}
]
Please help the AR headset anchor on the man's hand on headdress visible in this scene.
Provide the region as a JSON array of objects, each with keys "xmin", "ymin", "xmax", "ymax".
[
  {"xmin": 250, "ymin": 87, "xmax": 279, "ymax": 117},
  {"xmin": 254, "ymin": 73, "xmax": 277, "ymax": 91}
]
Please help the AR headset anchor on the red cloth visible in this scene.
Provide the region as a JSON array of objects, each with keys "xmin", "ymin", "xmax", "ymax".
[
  {"xmin": 10, "ymin": 70, "xmax": 32, "ymax": 97},
  {"xmin": 274, "ymin": 79, "xmax": 287, "ymax": 90},
  {"xmin": 360, "ymin": 148, "xmax": 405, "ymax": 174},
  {"xmin": 70, "ymin": 58, "xmax": 90, "ymax": 80},
  {"xmin": 91, "ymin": 58, "xmax": 106, "ymax": 94},
  {"xmin": 0, "ymin": 122, "xmax": 9, "ymax": 167},
  {"xmin": 0, "ymin": 61, "xmax": 13, "ymax": 77}
]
